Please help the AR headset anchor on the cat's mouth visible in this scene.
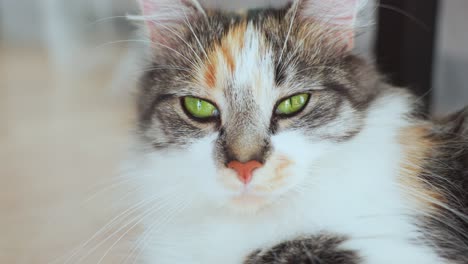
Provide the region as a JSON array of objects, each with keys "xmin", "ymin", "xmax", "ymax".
[{"xmin": 228, "ymin": 191, "xmax": 271, "ymax": 212}]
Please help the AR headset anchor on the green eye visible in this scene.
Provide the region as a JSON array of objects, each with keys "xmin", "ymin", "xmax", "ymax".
[
  {"xmin": 183, "ymin": 97, "xmax": 219, "ymax": 119},
  {"xmin": 276, "ymin": 93, "xmax": 310, "ymax": 115}
]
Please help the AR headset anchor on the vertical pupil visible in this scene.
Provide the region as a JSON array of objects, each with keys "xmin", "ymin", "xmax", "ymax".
[
  {"xmin": 292, "ymin": 95, "xmax": 305, "ymax": 110},
  {"xmin": 196, "ymin": 100, "xmax": 202, "ymax": 111}
]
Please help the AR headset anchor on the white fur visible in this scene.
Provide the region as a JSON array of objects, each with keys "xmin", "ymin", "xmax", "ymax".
[{"xmin": 125, "ymin": 91, "xmax": 446, "ymax": 264}]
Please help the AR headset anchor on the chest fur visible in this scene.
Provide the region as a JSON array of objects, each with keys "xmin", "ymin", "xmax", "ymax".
[{"xmin": 143, "ymin": 169, "xmax": 443, "ymax": 264}]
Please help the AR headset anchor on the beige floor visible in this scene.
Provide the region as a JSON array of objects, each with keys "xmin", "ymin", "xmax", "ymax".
[{"xmin": 1, "ymin": 47, "xmax": 138, "ymax": 263}]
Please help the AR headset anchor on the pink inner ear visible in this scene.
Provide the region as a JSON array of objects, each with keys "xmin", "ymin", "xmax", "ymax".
[
  {"xmin": 301, "ymin": 0, "xmax": 360, "ymax": 51},
  {"xmin": 138, "ymin": 0, "xmax": 196, "ymax": 20},
  {"xmin": 138, "ymin": 0, "xmax": 162, "ymax": 42},
  {"xmin": 137, "ymin": 0, "xmax": 195, "ymax": 44},
  {"xmin": 139, "ymin": 0, "xmax": 178, "ymax": 17},
  {"xmin": 303, "ymin": 0, "xmax": 359, "ymax": 27},
  {"xmin": 138, "ymin": 0, "xmax": 156, "ymax": 16}
]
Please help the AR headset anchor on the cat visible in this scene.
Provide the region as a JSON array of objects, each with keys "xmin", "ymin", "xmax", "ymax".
[{"xmin": 126, "ymin": 0, "xmax": 468, "ymax": 263}]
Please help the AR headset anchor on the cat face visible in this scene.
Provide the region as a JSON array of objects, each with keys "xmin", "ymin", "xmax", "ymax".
[{"xmin": 134, "ymin": 0, "xmax": 378, "ymax": 213}]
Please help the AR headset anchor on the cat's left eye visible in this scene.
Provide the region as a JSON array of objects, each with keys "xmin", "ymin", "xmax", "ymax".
[
  {"xmin": 276, "ymin": 93, "xmax": 310, "ymax": 116},
  {"xmin": 182, "ymin": 97, "xmax": 219, "ymax": 120}
]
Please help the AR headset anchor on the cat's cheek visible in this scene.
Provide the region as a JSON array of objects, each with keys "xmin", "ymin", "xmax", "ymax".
[
  {"xmin": 270, "ymin": 131, "xmax": 333, "ymax": 167},
  {"xmin": 269, "ymin": 130, "xmax": 336, "ymax": 186},
  {"xmin": 135, "ymin": 134, "xmax": 222, "ymax": 199},
  {"xmin": 248, "ymin": 154, "xmax": 298, "ymax": 194}
]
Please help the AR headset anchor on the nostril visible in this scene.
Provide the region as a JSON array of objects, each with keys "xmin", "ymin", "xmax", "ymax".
[{"xmin": 227, "ymin": 160, "xmax": 263, "ymax": 184}]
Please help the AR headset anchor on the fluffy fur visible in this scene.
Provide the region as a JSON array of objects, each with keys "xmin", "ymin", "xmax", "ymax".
[{"xmin": 125, "ymin": 0, "xmax": 468, "ymax": 263}]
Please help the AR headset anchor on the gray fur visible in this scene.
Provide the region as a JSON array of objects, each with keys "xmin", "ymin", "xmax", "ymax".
[{"xmin": 244, "ymin": 234, "xmax": 361, "ymax": 264}]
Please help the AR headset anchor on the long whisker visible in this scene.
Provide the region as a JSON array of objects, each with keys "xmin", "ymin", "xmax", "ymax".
[
  {"xmin": 152, "ymin": 15, "xmax": 204, "ymax": 65},
  {"xmin": 95, "ymin": 197, "xmax": 176, "ymax": 264},
  {"xmin": 126, "ymin": 194, "xmax": 190, "ymax": 264},
  {"xmin": 64, "ymin": 192, "xmax": 161, "ymax": 264},
  {"xmin": 73, "ymin": 197, "xmax": 159, "ymax": 264},
  {"xmin": 397, "ymin": 183, "xmax": 468, "ymax": 225},
  {"xmin": 279, "ymin": 0, "xmax": 299, "ymax": 64},
  {"xmin": 83, "ymin": 176, "xmax": 142, "ymax": 204},
  {"xmin": 376, "ymin": 3, "xmax": 429, "ymax": 31},
  {"xmin": 94, "ymin": 39, "xmax": 199, "ymax": 70},
  {"xmin": 87, "ymin": 15, "xmax": 130, "ymax": 27},
  {"xmin": 129, "ymin": 66, "xmax": 193, "ymax": 78}
]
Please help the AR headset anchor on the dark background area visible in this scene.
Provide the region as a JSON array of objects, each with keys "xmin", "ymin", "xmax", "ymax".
[{"xmin": 376, "ymin": 0, "xmax": 439, "ymax": 111}]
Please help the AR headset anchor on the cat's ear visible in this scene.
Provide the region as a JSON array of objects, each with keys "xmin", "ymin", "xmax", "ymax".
[
  {"xmin": 294, "ymin": 0, "xmax": 363, "ymax": 52},
  {"xmin": 136, "ymin": 0, "xmax": 206, "ymax": 44}
]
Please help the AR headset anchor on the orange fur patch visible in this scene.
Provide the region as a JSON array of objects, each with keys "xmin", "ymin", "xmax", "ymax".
[
  {"xmin": 254, "ymin": 156, "xmax": 294, "ymax": 192},
  {"xmin": 271, "ymin": 157, "xmax": 294, "ymax": 183},
  {"xmin": 204, "ymin": 57, "xmax": 217, "ymax": 89},
  {"xmin": 200, "ymin": 22, "xmax": 247, "ymax": 88},
  {"xmin": 221, "ymin": 44, "xmax": 235, "ymax": 73},
  {"xmin": 399, "ymin": 125, "xmax": 447, "ymax": 210}
]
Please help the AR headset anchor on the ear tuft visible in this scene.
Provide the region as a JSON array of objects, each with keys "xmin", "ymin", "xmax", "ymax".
[{"xmin": 135, "ymin": 0, "xmax": 205, "ymax": 44}]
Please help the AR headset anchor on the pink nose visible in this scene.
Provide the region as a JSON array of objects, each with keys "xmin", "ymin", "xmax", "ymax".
[{"xmin": 227, "ymin": 160, "xmax": 263, "ymax": 184}]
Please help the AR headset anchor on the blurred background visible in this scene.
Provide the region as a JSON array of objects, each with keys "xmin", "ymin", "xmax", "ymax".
[{"xmin": 1, "ymin": 0, "xmax": 467, "ymax": 263}]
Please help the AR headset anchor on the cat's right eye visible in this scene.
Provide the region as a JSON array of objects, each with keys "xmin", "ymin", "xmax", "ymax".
[
  {"xmin": 275, "ymin": 93, "xmax": 310, "ymax": 116},
  {"xmin": 182, "ymin": 97, "xmax": 220, "ymax": 120}
]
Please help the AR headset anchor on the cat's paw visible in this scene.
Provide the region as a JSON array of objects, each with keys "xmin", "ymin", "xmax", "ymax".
[{"xmin": 244, "ymin": 234, "xmax": 360, "ymax": 264}]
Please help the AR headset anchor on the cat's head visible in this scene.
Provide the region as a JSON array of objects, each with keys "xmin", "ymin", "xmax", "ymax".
[{"xmin": 133, "ymin": 0, "xmax": 381, "ymax": 213}]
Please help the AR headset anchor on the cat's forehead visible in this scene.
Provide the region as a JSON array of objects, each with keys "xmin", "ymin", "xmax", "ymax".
[
  {"xmin": 188, "ymin": 9, "xmax": 326, "ymax": 101},
  {"xmin": 195, "ymin": 21, "xmax": 276, "ymax": 98},
  {"xmin": 143, "ymin": 5, "xmax": 352, "ymax": 104}
]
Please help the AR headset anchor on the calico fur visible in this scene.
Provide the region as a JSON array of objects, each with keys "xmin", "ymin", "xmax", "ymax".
[
  {"xmin": 127, "ymin": 1, "xmax": 468, "ymax": 263},
  {"xmin": 418, "ymin": 108, "xmax": 468, "ymax": 263}
]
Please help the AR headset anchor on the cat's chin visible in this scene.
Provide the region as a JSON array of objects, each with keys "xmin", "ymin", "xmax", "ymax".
[{"xmin": 225, "ymin": 192, "xmax": 275, "ymax": 214}]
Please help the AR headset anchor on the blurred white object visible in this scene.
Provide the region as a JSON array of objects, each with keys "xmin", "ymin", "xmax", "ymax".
[{"xmin": 1, "ymin": 0, "xmax": 136, "ymax": 74}]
